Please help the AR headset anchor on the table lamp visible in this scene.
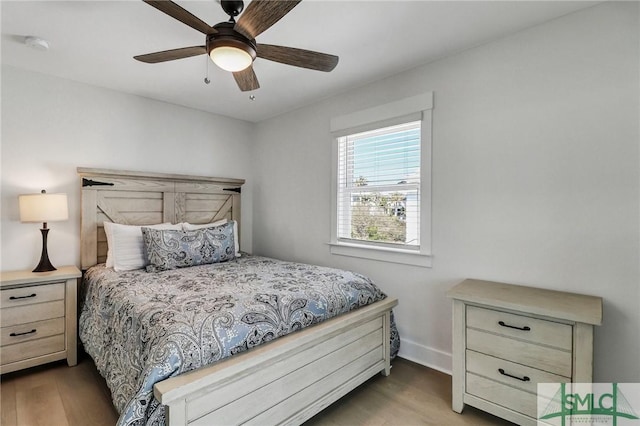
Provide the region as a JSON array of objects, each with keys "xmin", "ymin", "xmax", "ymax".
[{"xmin": 19, "ymin": 190, "xmax": 69, "ymax": 272}]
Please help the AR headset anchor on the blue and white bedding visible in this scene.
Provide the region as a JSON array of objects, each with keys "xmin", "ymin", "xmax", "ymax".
[{"xmin": 79, "ymin": 255, "xmax": 400, "ymax": 426}]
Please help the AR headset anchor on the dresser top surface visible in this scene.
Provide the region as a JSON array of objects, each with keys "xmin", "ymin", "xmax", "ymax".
[
  {"xmin": 447, "ymin": 279, "xmax": 602, "ymax": 325},
  {"xmin": 0, "ymin": 266, "xmax": 81, "ymax": 288}
]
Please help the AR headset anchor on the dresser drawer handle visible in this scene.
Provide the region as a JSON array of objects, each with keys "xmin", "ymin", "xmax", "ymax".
[
  {"xmin": 9, "ymin": 293, "xmax": 37, "ymax": 300},
  {"xmin": 498, "ymin": 320, "xmax": 530, "ymax": 331},
  {"xmin": 498, "ymin": 368, "xmax": 530, "ymax": 382},
  {"xmin": 9, "ymin": 329, "xmax": 37, "ymax": 337}
]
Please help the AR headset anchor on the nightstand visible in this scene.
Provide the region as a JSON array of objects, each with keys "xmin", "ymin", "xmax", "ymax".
[
  {"xmin": 0, "ymin": 266, "xmax": 81, "ymax": 374},
  {"xmin": 447, "ymin": 279, "xmax": 602, "ymax": 426}
]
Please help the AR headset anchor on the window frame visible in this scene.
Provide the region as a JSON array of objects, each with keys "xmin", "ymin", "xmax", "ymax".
[{"xmin": 329, "ymin": 92, "xmax": 433, "ymax": 268}]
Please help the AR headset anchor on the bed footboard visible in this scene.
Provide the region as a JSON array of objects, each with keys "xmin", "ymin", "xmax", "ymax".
[{"xmin": 154, "ymin": 297, "xmax": 398, "ymax": 425}]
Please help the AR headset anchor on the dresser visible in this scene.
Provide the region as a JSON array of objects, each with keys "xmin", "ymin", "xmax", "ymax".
[
  {"xmin": 0, "ymin": 266, "xmax": 81, "ymax": 374},
  {"xmin": 447, "ymin": 279, "xmax": 602, "ymax": 426}
]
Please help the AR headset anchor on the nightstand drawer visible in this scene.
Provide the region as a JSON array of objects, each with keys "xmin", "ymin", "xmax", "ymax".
[
  {"xmin": 0, "ymin": 334, "xmax": 65, "ymax": 365},
  {"xmin": 1, "ymin": 318, "xmax": 65, "ymax": 347},
  {"xmin": 467, "ymin": 305, "xmax": 572, "ymax": 350},
  {"xmin": 1, "ymin": 283, "xmax": 65, "ymax": 308},
  {"xmin": 466, "ymin": 372, "xmax": 538, "ymax": 418},
  {"xmin": 1, "ymin": 300, "xmax": 65, "ymax": 328},
  {"xmin": 467, "ymin": 328, "xmax": 572, "ymax": 377},
  {"xmin": 466, "ymin": 350, "xmax": 570, "ymax": 395}
]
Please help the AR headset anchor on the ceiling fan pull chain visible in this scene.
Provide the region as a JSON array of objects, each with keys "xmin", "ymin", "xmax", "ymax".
[{"xmin": 204, "ymin": 39, "xmax": 211, "ymax": 85}]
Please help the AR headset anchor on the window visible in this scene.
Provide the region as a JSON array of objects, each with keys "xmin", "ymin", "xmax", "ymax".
[
  {"xmin": 337, "ymin": 121, "xmax": 421, "ymax": 248},
  {"xmin": 330, "ymin": 92, "xmax": 432, "ymax": 267}
]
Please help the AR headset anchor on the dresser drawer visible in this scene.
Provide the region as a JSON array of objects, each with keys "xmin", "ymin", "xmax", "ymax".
[
  {"xmin": 466, "ymin": 349, "xmax": 570, "ymax": 396},
  {"xmin": 466, "ymin": 372, "xmax": 538, "ymax": 418},
  {"xmin": 0, "ymin": 334, "xmax": 65, "ymax": 365},
  {"xmin": 0, "ymin": 318, "xmax": 65, "ymax": 347},
  {"xmin": 467, "ymin": 305, "xmax": 572, "ymax": 350},
  {"xmin": 1, "ymin": 283, "xmax": 65, "ymax": 308},
  {"xmin": 467, "ymin": 328, "xmax": 572, "ymax": 377},
  {"xmin": 1, "ymin": 300, "xmax": 65, "ymax": 328}
]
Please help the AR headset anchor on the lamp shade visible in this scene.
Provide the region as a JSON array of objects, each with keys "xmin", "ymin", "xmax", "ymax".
[{"xmin": 19, "ymin": 192, "xmax": 68, "ymax": 223}]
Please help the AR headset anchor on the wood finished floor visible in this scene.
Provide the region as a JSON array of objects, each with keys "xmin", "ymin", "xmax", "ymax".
[{"xmin": 0, "ymin": 355, "xmax": 513, "ymax": 425}]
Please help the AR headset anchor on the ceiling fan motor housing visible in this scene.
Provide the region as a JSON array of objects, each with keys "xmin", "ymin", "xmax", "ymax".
[
  {"xmin": 208, "ymin": 22, "xmax": 257, "ymax": 61},
  {"xmin": 221, "ymin": 0, "xmax": 244, "ymax": 18}
]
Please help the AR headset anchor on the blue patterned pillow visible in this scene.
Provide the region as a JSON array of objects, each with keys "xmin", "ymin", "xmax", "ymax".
[{"xmin": 141, "ymin": 222, "xmax": 235, "ymax": 272}]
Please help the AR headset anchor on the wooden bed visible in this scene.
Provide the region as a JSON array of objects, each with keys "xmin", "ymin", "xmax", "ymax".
[{"xmin": 78, "ymin": 167, "xmax": 398, "ymax": 426}]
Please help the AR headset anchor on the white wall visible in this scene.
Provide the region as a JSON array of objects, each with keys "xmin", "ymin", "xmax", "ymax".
[
  {"xmin": 252, "ymin": 2, "xmax": 639, "ymax": 382},
  {"xmin": 1, "ymin": 66, "xmax": 254, "ymax": 271}
]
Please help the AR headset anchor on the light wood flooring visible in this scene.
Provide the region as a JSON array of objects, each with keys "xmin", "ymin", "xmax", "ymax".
[{"xmin": 1, "ymin": 355, "xmax": 513, "ymax": 425}]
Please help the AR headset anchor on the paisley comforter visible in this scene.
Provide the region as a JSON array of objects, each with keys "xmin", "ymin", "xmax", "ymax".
[{"xmin": 79, "ymin": 255, "xmax": 400, "ymax": 426}]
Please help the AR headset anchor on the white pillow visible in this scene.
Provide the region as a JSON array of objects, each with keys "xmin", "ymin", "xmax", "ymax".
[
  {"xmin": 181, "ymin": 219, "xmax": 228, "ymax": 230},
  {"xmin": 103, "ymin": 222, "xmax": 182, "ymax": 271},
  {"xmin": 183, "ymin": 220, "xmax": 240, "ymax": 256}
]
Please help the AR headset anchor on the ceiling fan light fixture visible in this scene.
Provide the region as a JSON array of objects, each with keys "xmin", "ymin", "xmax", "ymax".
[
  {"xmin": 210, "ymin": 45, "xmax": 253, "ymax": 72},
  {"xmin": 207, "ymin": 23, "xmax": 257, "ymax": 73}
]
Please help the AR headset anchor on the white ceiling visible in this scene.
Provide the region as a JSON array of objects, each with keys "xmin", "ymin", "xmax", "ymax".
[{"xmin": 2, "ymin": 1, "xmax": 599, "ymax": 123}]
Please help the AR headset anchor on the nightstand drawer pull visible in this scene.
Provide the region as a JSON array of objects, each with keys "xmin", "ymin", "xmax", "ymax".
[
  {"xmin": 9, "ymin": 293, "xmax": 36, "ymax": 300},
  {"xmin": 9, "ymin": 329, "xmax": 36, "ymax": 337},
  {"xmin": 498, "ymin": 368, "xmax": 530, "ymax": 382},
  {"xmin": 498, "ymin": 320, "xmax": 530, "ymax": 331}
]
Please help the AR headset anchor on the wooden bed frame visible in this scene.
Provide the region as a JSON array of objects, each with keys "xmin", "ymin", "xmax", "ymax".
[{"xmin": 78, "ymin": 167, "xmax": 398, "ymax": 426}]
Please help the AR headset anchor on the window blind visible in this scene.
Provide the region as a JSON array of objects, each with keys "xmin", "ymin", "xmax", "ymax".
[{"xmin": 337, "ymin": 120, "xmax": 421, "ymax": 248}]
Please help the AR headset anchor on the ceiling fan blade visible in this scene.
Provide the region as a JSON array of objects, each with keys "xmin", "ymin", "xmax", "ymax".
[
  {"xmin": 233, "ymin": 66, "xmax": 260, "ymax": 92},
  {"xmin": 134, "ymin": 46, "xmax": 207, "ymax": 63},
  {"xmin": 143, "ymin": 0, "xmax": 216, "ymax": 35},
  {"xmin": 257, "ymin": 44, "xmax": 338, "ymax": 72},
  {"xmin": 234, "ymin": 0, "xmax": 301, "ymax": 40}
]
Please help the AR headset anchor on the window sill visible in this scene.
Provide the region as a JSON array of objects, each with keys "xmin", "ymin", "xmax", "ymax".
[{"xmin": 328, "ymin": 242, "xmax": 432, "ymax": 268}]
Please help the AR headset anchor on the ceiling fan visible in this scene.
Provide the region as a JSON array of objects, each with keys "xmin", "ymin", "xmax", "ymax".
[{"xmin": 134, "ymin": 0, "xmax": 339, "ymax": 92}]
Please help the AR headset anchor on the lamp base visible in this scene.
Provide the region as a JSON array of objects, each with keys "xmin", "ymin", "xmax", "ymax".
[{"xmin": 33, "ymin": 228, "xmax": 56, "ymax": 273}]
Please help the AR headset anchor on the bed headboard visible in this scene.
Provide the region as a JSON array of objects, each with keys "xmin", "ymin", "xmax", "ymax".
[{"xmin": 78, "ymin": 167, "xmax": 244, "ymax": 270}]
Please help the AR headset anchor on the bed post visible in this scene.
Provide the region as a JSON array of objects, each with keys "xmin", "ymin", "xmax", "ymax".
[
  {"xmin": 382, "ymin": 309, "xmax": 392, "ymax": 376},
  {"xmin": 166, "ymin": 400, "xmax": 187, "ymax": 425},
  {"xmin": 80, "ymin": 188, "xmax": 98, "ymax": 270},
  {"xmin": 231, "ymin": 193, "xmax": 241, "ymax": 248}
]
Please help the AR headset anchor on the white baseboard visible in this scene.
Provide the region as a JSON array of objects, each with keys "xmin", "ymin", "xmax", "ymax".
[{"xmin": 397, "ymin": 338, "xmax": 452, "ymax": 375}]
